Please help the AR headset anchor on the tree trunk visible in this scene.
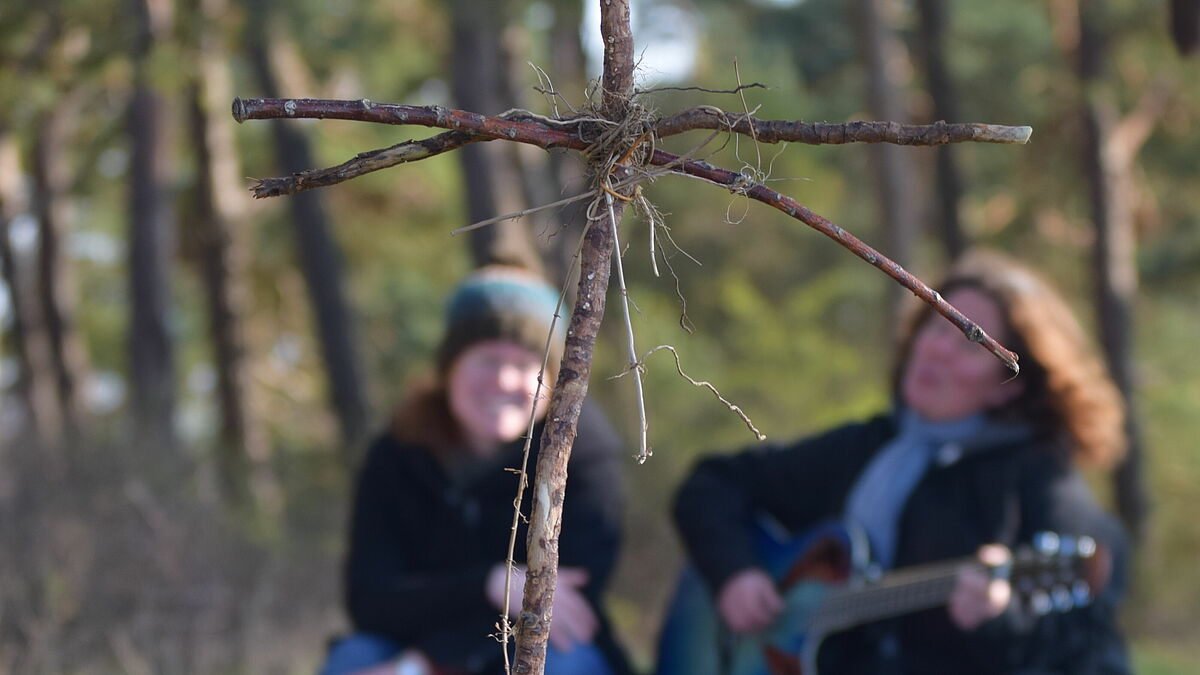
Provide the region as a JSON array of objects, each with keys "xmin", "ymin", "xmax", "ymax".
[
  {"xmin": 187, "ymin": 0, "xmax": 279, "ymax": 512},
  {"xmin": 1171, "ymin": 0, "xmax": 1200, "ymax": 54},
  {"xmin": 915, "ymin": 0, "xmax": 967, "ymax": 260},
  {"xmin": 31, "ymin": 95, "xmax": 90, "ymax": 451},
  {"xmin": 246, "ymin": 9, "xmax": 371, "ymax": 453},
  {"xmin": 536, "ymin": 0, "xmax": 594, "ymax": 288},
  {"xmin": 449, "ymin": 0, "xmax": 542, "ymax": 271},
  {"xmin": 128, "ymin": 0, "xmax": 178, "ymax": 452},
  {"xmin": 1077, "ymin": 0, "xmax": 1151, "ymax": 540},
  {"xmin": 0, "ymin": 128, "xmax": 66, "ymax": 457},
  {"xmin": 849, "ymin": 0, "xmax": 922, "ymax": 319}
]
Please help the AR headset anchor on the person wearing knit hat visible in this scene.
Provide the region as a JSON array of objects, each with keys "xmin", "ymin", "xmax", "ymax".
[
  {"xmin": 436, "ymin": 265, "xmax": 566, "ymax": 376},
  {"xmin": 318, "ymin": 266, "xmax": 629, "ymax": 675}
]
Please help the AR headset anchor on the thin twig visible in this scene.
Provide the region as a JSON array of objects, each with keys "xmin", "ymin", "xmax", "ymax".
[
  {"xmin": 528, "ymin": 62, "xmax": 571, "ymax": 117},
  {"xmin": 734, "ymin": 60, "xmax": 764, "ymax": 176},
  {"xmin": 635, "ymin": 82, "xmax": 769, "ymax": 96},
  {"xmin": 618, "ymin": 345, "xmax": 766, "ymax": 441},
  {"xmin": 605, "ymin": 190, "xmax": 651, "ymax": 463},
  {"xmin": 452, "ymin": 190, "xmax": 598, "ymax": 234},
  {"xmin": 637, "ymin": 191, "xmax": 662, "ymax": 278},
  {"xmin": 499, "ymin": 221, "xmax": 592, "ymax": 675}
]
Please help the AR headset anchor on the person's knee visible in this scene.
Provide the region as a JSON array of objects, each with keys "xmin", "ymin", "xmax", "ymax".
[{"xmin": 318, "ymin": 633, "xmax": 404, "ymax": 675}]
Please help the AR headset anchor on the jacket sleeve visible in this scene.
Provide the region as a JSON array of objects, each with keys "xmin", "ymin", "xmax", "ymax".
[
  {"xmin": 557, "ymin": 402, "xmax": 626, "ymax": 604},
  {"xmin": 965, "ymin": 452, "xmax": 1132, "ymax": 675},
  {"xmin": 672, "ymin": 419, "xmax": 887, "ymax": 595},
  {"xmin": 343, "ymin": 439, "xmax": 495, "ymax": 643}
]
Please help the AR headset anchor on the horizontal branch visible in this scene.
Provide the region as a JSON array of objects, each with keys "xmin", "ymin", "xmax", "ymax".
[
  {"xmin": 655, "ymin": 107, "xmax": 1033, "ymax": 146},
  {"xmin": 647, "ymin": 148, "xmax": 1020, "ymax": 372},
  {"xmin": 233, "ymin": 97, "xmax": 1031, "ymax": 200},
  {"xmin": 232, "ymin": 97, "xmax": 589, "ymax": 150},
  {"xmin": 231, "ymin": 95, "xmax": 1020, "ymax": 369},
  {"xmin": 249, "ymin": 130, "xmax": 481, "ymax": 198},
  {"xmin": 233, "ymin": 98, "xmax": 594, "ymax": 198}
]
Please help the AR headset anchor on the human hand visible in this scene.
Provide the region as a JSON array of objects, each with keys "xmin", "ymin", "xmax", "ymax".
[
  {"xmin": 485, "ymin": 564, "xmax": 597, "ymax": 651},
  {"xmin": 948, "ymin": 544, "xmax": 1013, "ymax": 631},
  {"xmin": 486, "ymin": 562, "xmax": 526, "ymax": 614},
  {"xmin": 717, "ymin": 567, "xmax": 783, "ymax": 634},
  {"xmin": 547, "ymin": 567, "xmax": 597, "ymax": 652}
]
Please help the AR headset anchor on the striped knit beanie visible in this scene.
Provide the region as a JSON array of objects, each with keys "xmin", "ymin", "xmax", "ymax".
[{"xmin": 435, "ymin": 266, "xmax": 566, "ymax": 374}]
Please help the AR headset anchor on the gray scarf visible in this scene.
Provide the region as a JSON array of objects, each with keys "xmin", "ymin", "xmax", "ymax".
[{"xmin": 844, "ymin": 408, "xmax": 993, "ymax": 570}]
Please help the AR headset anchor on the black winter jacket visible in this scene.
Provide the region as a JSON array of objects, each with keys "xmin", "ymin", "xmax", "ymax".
[
  {"xmin": 343, "ymin": 402, "xmax": 629, "ymax": 674},
  {"xmin": 673, "ymin": 413, "xmax": 1130, "ymax": 675}
]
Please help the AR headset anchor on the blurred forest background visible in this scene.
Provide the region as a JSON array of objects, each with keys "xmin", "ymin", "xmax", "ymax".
[{"xmin": 2, "ymin": 0, "xmax": 1199, "ymax": 673}]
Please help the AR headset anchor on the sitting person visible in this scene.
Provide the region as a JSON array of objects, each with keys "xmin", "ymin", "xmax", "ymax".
[
  {"xmin": 667, "ymin": 249, "xmax": 1131, "ymax": 674},
  {"xmin": 320, "ymin": 265, "xmax": 629, "ymax": 675}
]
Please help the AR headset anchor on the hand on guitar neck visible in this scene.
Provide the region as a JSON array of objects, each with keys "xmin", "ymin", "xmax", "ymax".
[
  {"xmin": 948, "ymin": 544, "xmax": 1013, "ymax": 631},
  {"xmin": 719, "ymin": 543, "xmax": 1014, "ymax": 636}
]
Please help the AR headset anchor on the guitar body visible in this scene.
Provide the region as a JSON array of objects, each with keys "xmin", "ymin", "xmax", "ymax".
[{"xmin": 656, "ymin": 521, "xmax": 861, "ymax": 675}]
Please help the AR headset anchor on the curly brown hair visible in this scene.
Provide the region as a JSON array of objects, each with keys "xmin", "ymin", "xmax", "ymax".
[{"xmin": 892, "ymin": 249, "xmax": 1126, "ymax": 468}]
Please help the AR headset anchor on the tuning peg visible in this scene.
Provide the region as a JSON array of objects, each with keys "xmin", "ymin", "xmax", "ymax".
[
  {"xmin": 1076, "ymin": 536, "xmax": 1097, "ymax": 558},
  {"xmin": 1033, "ymin": 531, "xmax": 1060, "ymax": 556},
  {"xmin": 1058, "ymin": 535, "xmax": 1077, "ymax": 556},
  {"xmin": 1028, "ymin": 589, "xmax": 1053, "ymax": 616},
  {"xmin": 1071, "ymin": 579, "xmax": 1093, "ymax": 606},
  {"xmin": 1051, "ymin": 585, "xmax": 1074, "ymax": 612}
]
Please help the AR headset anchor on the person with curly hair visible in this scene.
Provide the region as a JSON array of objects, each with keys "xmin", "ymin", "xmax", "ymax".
[{"xmin": 666, "ymin": 249, "xmax": 1130, "ymax": 674}]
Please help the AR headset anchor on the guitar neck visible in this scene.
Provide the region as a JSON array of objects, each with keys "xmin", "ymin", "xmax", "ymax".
[{"xmin": 811, "ymin": 558, "xmax": 974, "ymax": 632}]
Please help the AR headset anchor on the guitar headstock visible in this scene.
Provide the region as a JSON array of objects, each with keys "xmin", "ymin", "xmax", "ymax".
[{"xmin": 1009, "ymin": 531, "xmax": 1111, "ymax": 616}]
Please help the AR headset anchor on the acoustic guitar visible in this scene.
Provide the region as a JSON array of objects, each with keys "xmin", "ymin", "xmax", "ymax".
[{"xmin": 656, "ymin": 520, "xmax": 1109, "ymax": 675}]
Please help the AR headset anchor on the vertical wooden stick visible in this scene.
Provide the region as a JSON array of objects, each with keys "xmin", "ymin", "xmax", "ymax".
[{"xmin": 512, "ymin": 3, "xmax": 635, "ymax": 672}]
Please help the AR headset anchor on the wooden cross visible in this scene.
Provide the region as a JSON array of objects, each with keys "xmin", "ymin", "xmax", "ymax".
[{"xmin": 232, "ymin": 2, "xmax": 1029, "ymax": 672}]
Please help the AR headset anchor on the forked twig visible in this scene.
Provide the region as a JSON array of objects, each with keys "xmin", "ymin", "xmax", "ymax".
[{"xmin": 619, "ymin": 344, "xmax": 766, "ymax": 442}]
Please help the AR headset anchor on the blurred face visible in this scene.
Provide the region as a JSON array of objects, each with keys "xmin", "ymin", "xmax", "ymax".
[
  {"xmin": 447, "ymin": 340, "xmax": 549, "ymax": 456},
  {"xmin": 900, "ymin": 288, "xmax": 1025, "ymax": 421}
]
